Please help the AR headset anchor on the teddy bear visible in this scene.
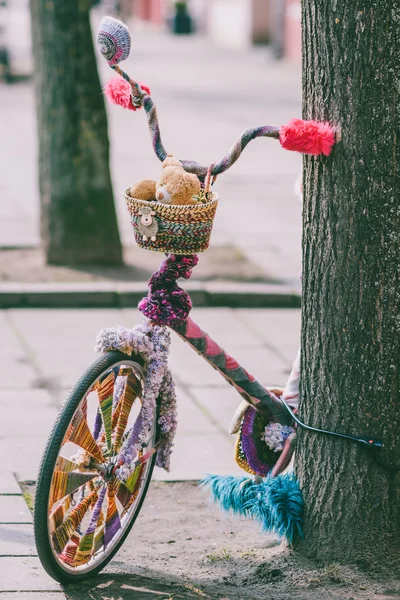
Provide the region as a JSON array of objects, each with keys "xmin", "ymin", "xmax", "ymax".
[
  {"xmin": 155, "ymin": 156, "xmax": 201, "ymax": 205},
  {"xmin": 129, "ymin": 179, "xmax": 157, "ymax": 201},
  {"xmin": 129, "ymin": 157, "xmax": 201, "ymax": 205}
]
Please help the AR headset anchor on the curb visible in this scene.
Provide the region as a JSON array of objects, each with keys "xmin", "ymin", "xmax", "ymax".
[{"xmin": 0, "ymin": 281, "xmax": 301, "ymax": 309}]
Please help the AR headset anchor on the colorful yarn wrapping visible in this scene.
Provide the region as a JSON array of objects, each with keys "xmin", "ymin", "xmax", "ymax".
[
  {"xmin": 237, "ymin": 406, "xmax": 277, "ymax": 477},
  {"xmin": 126, "ymin": 193, "xmax": 219, "ymax": 255},
  {"xmin": 279, "ymin": 118, "xmax": 335, "ymax": 156},
  {"xmin": 96, "ymin": 321, "xmax": 178, "ymax": 472},
  {"xmin": 52, "ymin": 489, "xmax": 98, "ymax": 554},
  {"xmin": 263, "ymin": 422, "xmax": 295, "ymax": 452},
  {"xmin": 96, "ymin": 16, "xmax": 131, "ymax": 65},
  {"xmin": 104, "ymin": 77, "xmax": 151, "ymax": 111},
  {"xmin": 74, "ymin": 486, "xmax": 107, "ymax": 564},
  {"xmin": 96, "ymin": 21, "xmax": 335, "ymax": 172},
  {"xmin": 138, "ymin": 255, "xmax": 198, "ymax": 327},
  {"xmin": 104, "ymin": 481, "xmax": 121, "ymax": 548},
  {"xmin": 66, "ymin": 407, "xmax": 105, "ymax": 464},
  {"xmin": 200, "ymin": 473, "xmax": 304, "ymax": 543}
]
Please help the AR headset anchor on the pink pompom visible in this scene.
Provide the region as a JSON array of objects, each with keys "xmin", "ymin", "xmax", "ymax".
[
  {"xmin": 279, "ymin": 118, "xmax": 335, "ymax": 156},
  {"xmin": 103, "ymin": 77, "xmax": 151, "ymax": 111}
]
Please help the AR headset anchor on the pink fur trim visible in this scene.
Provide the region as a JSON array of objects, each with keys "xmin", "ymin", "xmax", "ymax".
[
  {"xmin": 279, "ymin": 118, "xmax": 335, "ymax": 156},
  {"xmin": 103, "ymin": 77, "xmax": 151, "ymax": 111}
]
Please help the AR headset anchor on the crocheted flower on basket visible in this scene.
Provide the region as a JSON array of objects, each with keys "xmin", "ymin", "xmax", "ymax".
[{"xmin": 263, "ymin": 423, "xmax": 295, "ymax": 452}]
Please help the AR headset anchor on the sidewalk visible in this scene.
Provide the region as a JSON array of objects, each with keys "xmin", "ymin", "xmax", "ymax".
[
  {"xmin": 0, "ymin": 24, "xmax": 302, "ymax": 286},
  {"xmin": 0, "ymin": 306, "xmax": 300, "ymax": 596}
]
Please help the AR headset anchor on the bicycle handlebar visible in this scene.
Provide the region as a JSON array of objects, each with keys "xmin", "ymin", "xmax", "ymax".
[
  {"xmin": 112, "ymin": 64, "xmax": 280, "ymax": 178},
  {"xmin": 99, "ymin": 17, "xmax": 335, "ymax": 179}
]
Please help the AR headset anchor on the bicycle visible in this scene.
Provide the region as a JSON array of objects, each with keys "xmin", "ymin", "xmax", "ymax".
[{"xmin": 34, "ymin": 16, "xmax": 381, "ymax": 584}]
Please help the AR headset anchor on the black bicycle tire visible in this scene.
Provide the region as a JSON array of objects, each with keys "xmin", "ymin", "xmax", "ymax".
[{"xmin": 34, "ymin": 350, "xmax": 159, "ymax": 584}]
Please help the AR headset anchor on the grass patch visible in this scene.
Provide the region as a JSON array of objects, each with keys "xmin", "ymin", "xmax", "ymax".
[{"xmin": 206, "ymin": 548, "xmax": 232, "ymax": 562}]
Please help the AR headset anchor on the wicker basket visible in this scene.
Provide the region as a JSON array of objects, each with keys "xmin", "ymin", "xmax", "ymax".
[{"xmin": 125, "ymin": 191, "xmax": 219, "ymax": 254}]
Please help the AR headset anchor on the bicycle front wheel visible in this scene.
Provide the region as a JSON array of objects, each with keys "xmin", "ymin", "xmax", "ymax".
[{"xmin": 34, "ymin": 351, "xmax": 158, "ymax": 583}]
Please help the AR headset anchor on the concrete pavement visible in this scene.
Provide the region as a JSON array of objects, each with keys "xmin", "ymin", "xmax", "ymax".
[
  {"xmin": 0, "ymin": 306, "xmax": 300, "ymax": 596},
  {"xmin": 0, "ymin": 20, "xmax": 302, "ymax": 286}
]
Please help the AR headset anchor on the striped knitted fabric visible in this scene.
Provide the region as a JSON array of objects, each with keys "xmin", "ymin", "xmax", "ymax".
[
  {"xmin": 104, "ymin": 481, "xmax": 121, "ymax": 548},
  {"xmin": 50, "ymin": 471, "xmax": 97, "ymax": 506},
  {"xmin": 96, "ymin": 16, "xmax": 131, "ymax": 65},
  {"xmin": 52, "ymin": 489, "xmax": 97, "ymax": 554},
  {"xmin": 66, "ymin": 408, "xmax": 105, "ymax": 463},
  {"xmin": 97, "ymin": 371, "xmax": 115, "ymax": 452},
  {"xmin": 114, "ymin": 373, "xmax": 141, "ymax": 450},
  {"xmin": 126, "ymin": 193, "xmax": 218, "ymax": 254},
  {"xmin": 75, "ymin": 486, "xmax": 107, "ymax": 565}
]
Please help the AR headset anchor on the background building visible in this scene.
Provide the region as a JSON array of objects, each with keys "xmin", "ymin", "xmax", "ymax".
[{"xmin": 117, "ymin": 0, "xmax": 300, "ymax": 61}]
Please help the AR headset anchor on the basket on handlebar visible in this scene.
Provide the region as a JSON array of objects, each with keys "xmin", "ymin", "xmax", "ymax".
[{"xmin": 125, "ymin": 191, "xmax": 219, "ymax": 254}]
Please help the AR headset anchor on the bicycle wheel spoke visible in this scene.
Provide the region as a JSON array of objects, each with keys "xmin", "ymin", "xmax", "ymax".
[
  {"xmin": 60, "ymin": 533, "xmax": 81, "ymax": 565},
  {"xmin": 97, "ymin": 371, "xmax": 115, "ymax": 453},
  {"xmin": 93, "ymin": 408, "xmax": 103, "ymax": 441},
  {"xmin": 55, "ymin": 456, "xmax": 81, "ymax": 472},
  {"xmin": 104, "ymin": 481, "xmax": 121, "ymax": 548},
  {"xmin": 50, "ymin": 471, "xmax": 99, "ymax": 507},
  {"xmin": 74, "ymin": 486, "xmax": 107, "ymax": 565},
  {"xmin": 114, "ymin": 373, "xmax": 141, "ymax": 450},
  {"xmin": 117, "ymin": 463, "xmax": 144, "ymax": 508},
  {"xmin": 50, "ymin": 504, "xmax": 65, "ymax": 530},
  {"xmin": 66, "ymin": 407, "xmax": 105, "ymax": 463},
  {"xmin": 52, "ymin": 488, "xmax": 98, "ymax": 554},
  {"xmin": 93, "ymin": 523, "xmax": 105, "ymax": 554}
]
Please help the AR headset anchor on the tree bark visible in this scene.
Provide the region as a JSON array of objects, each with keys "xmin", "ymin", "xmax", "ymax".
[
  {"xmin": 30, "ymin": 0, "xmax": 123, "ymax": 265},
  {"xmin": 297, "ymin": 2, "xmax": 400, "ymax": 567}
]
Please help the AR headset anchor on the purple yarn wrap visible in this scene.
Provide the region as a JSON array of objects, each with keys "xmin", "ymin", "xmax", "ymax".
[
  {"xmin": 138, "ymin": 254, "xmax": 198, "ymax": 326},
  {"xmin": 241, "ymin": 408, "xmax": 271, "ymax": 478}
]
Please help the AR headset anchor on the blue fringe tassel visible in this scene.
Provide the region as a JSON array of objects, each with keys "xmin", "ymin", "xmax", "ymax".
[{"xmin": 200, "ymin": 474, "xmax": 303, "ymax": 543}]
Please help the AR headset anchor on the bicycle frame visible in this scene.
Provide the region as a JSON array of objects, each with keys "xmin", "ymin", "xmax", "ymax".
[
  {"xmin": 172, "ymin": 316, "xmax": 292, "ymax": 424},
  {"xmin": 96, "ymin": 16, "xmax": 383, "ymax": 468}
]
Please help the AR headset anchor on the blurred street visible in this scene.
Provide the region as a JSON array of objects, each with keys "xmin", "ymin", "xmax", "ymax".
[{"xmin": 0, "ymin": 20, "xmax": 302, "ymax": 285}]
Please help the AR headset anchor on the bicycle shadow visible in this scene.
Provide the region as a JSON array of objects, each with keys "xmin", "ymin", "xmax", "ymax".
[{"xmin": 63, "ymin": 570, "xmax": 217, "ymax": 600}]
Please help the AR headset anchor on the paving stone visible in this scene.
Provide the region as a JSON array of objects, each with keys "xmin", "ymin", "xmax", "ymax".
[
  {"xmin": 0, "ymin": 523, "xmax": 36, "ymax": 555},
  {"xmin": 9, "ymin": 308, "xmax": 123, "ymax": 355},
  {"xmin": 237, "ymin": 308, "xmax": 301, "ymax": 363},
  {"xmin": 173, "ymin": 386, "xmax": 220, "ymax": 436},
  {"xmin": 189, "ymin": 385, "xmax": 250, "ymax": 442},
  {"xmin": 169, "ymin": 334, "xmax": 225, "ymax": 387},
  {"xmin": 0, "ymin": 436, "xmax": 47, "ymax": 483},
  {"xmin": 0, "ymin": 471, "xmax": 22, "ymax": 494},
  {"xmin": 0, "ymin": 557, "xmax": 62, "ymax": 591},
  {"xmin": 0, "ymin": 495, "xmax": 32, "ymax": 523},
  {"xmin": 0, "ymin": 389, "xmax": 58, "ymax": 437},
  {"xmin": 0, "ymin": 311, "xmax": 37, "ymax": 388},
  {"xmin": 0, "ymin": 356, "xmax": 37, "ymax": 389},
  {"xmin": 9, "ymin": 308, "xmax": 125, "ymax": 389}
]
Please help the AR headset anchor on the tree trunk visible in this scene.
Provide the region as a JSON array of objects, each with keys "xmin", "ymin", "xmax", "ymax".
[
  {"xmin": 30, "ymin": 0, "xmax": 123, "ymax": 265},
  {"xmin": 297, "ymin": 2, "xmax": 400, "ymax": 567}
]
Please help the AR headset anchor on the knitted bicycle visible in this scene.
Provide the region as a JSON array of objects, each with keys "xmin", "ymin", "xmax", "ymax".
[{"xmin": 34, "ymin": 17, "xmax": 382, "ymax": 583}]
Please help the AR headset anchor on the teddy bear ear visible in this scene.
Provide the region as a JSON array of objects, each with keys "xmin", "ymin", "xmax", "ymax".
[
  {"xmin": 162, "ymin": 156, "xmax": 181, "ymax": 169},
  {"xmin": 187, "ymin": 173, "xmax": 201, "ymax": 193}
]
